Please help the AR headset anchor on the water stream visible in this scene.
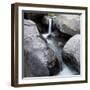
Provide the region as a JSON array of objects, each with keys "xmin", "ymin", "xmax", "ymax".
[
  {"xmin": 42, "ymin": 17, "xmax": 78, "ymax": 76},
  {"xmin": 42, "ymin": 18, "xmax": 52, "ymax": 38},
  {"xmin": 48, "ymin": 18, "xmax": 52, "ymax": 35}
]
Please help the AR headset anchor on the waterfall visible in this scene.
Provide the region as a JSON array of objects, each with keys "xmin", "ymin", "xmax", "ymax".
[
  {"xmin": 48, "ymin": 18, "xmax": 52, "ymax": 35},
  {"xmin": 42, "ymin": 18, "xmax": 52, "ymax": 38},
  {"xmin": 42, "ymin": 17, "xmax": 56, "ymax": 39},
  {"xmin": 42, "ymin": 16, "xmax": 56, "ymax": 39}
]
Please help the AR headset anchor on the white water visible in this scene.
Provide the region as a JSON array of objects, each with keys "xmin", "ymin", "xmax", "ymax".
[
  {"xmin": 48, "ymin": 18, "xmax": 52, "ymax": 35},
  {"xmin": 42, "ymin": 17, "xmax": 78, "ymax": 76},
  {"xmin": 42, "ymin": 18, "xmax": 52, "ymax": 38},
  {"xmin": 44, "ymin": 37, "xmax": 77, "ymax": 76},
  {"xmin": 42, "ymin": 34, "xmax": 78, "ymax": 76}
]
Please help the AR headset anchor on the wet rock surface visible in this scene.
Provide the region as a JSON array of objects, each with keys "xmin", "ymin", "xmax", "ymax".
[
  {"xmin": 24, "ymin": 19, "xmax": 61, "ymax": 77},
  {"xmin": 62, "ymin": 34, "xmax": 80, "ymax": 73},
  {"xmin": 53, "ymin": 14, "xmax": 80, "ymax": 36}
]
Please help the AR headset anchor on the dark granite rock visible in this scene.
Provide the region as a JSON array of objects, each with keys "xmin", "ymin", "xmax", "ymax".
[
  {"xmin": 62, "ymin": 34, "xmax": 80, "ymax": 73},
  {"xmin": 53, "ymin": 14, "xmax": 80, "ymax": 36},
  {"xmin": 24, "ymin": 19, "xmax": 61, "ymax": 77}
]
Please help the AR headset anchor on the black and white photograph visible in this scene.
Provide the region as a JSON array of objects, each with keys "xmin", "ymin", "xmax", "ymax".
[
  {"xmin": 23, "ymin": 12, "xmax": 80, "ymax": 77},
  {"xmin": 11, "ymin": 3, "xmax": 87, "ymax": 87}
]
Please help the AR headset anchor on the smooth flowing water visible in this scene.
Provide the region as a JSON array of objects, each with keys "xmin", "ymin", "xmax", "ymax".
[
  {"xmin": 42, "ymin": 18, "xmax": 52, "ymax": 38},
  {"xmin": 42, "ymin": 17, "xmax": 78, "ymax": 76},
  {"xmin": 48, "ymin": 18, "xmax": 52, "ymax": 35}
]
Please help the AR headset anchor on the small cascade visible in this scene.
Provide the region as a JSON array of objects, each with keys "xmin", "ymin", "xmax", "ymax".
[
  {"xmin": 42, "ymin": 16, "xmax": 56, "ymax": 39},
  {"xmin": 48, "ymin": 18, "xmax": 52, "ymax": 35},
  {"xmin": 41, "ymin": 15, "xmax": 77, "ymax": 76},
  {"xmin": 42, "ymin": 17, "xmax": 52, "ymax": 39}
]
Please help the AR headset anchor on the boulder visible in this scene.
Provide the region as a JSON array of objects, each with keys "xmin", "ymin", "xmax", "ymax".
[
  {"xmin": 24, "ymin": 19, "xmax": 61, "ymax": 77},
  {"xmin": 53, "ymin": 14, "xmax": 80, "ymax": 36},
  {"xmin": 24, "ymin": 48, "xmax": 49, "ymax": 77},
  {"xmin": 62, "ymin": 34, "xmax": 80, "ymax": 73}
]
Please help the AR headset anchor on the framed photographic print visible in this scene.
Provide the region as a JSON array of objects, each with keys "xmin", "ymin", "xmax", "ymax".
[{"xmin": 11, "ymin": 3, "xmax": 88, "ymax": 87}]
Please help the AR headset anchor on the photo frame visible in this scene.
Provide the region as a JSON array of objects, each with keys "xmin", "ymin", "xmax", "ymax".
[{"xmin": 11, "ymin": 3, "xmax": 88, "ymax": 87}]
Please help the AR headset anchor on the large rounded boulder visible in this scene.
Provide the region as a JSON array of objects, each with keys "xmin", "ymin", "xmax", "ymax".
[
  {"xmin": 53, "ymin": 14, "xmax": 80, "ymax": 36},
  {"xmin": 62, "ymin": 34, "xmax": 80, "ymax": 73},
  {"xmin": 24, "ymin": 19, "xmax": 62, "ymax": 77}
]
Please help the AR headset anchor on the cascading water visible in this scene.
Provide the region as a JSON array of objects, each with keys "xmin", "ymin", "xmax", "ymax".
[
  {"xmin": 48, "ymin": 18, "xmax": 52, "ymax": 35},
  {"xmin": 42, "ymin": 17, "xmax": 52, "ymax": 39},
  {"xmin": 43, "ymin": 16, "xmax": 56, "ymax": 38},
  {"xmin": 48, "ymin": 16, "xmax": 56, "ymax": 36},
  {"xmin": 42, "ymin": 16, "xmax": 77, "ymax": 76}
]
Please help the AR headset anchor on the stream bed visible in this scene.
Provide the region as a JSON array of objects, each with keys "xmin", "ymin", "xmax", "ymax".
[{"xmin": 42, "ymin": 33, "xmax": 78, "ymax": 76}]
